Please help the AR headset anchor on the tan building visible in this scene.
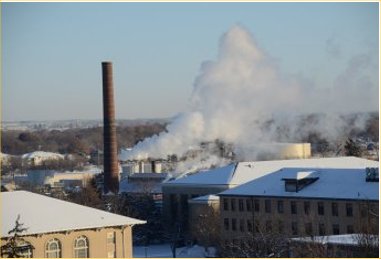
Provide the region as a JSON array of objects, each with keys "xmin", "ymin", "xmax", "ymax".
[
  {"xmin": 218, "ymin": 167, "xmax": 379, "ymax": 247},
  {"xmin": 1, "ymin": 191, "xmax": 145, "ymax": 258},
  {"xmin": 162, "ymin": 157, "xmax": 378, "ymax": 235}
]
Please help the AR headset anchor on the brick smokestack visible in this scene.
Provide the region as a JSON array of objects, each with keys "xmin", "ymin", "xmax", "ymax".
[{"xmin": 102, "ymin": 62, "xmax": 119, "ymax": 194}]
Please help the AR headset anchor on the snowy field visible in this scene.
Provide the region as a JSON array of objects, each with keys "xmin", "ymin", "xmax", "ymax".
[{"xmin": 133, "ymin": 244, "xmax": 216, "ymax": 258}]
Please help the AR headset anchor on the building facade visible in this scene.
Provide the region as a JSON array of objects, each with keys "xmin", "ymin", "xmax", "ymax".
[
  {"xmin": 1, "ymin": 191, "xmax": 145, "ymax": 258},
  {"xmin": 162, "ymin": 157, "xmax": 378, "ymax": 236},
  {"xmin": 218, "ymin": 167, "xmax": 379, "ymax": 248}
]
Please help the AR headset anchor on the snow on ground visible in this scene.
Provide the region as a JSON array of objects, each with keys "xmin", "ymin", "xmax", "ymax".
[{"xmin": 133, "ymin": 244, "xmax": 215, "ymax": 258}]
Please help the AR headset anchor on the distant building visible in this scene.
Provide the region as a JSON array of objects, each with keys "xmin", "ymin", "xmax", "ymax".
[
  {"xmin": 21, "ymin": 151, "xmax": 65, "ymax": 166},
  {"xmin": 218, "ymin": 167, "xmax": 378, "ymax": 247},
  {"xmin": 1, "ymin": 191, "xmax": 145, "ymax": 258},
  {"xmin": 119, "ymin": 172, "xmax": 168, "ymax": 196},
  {"xmin": 23, "ymin": 169, "xmax": 99, "ymax": 191},
  {"xmin": 162, "ymin": 157, "xmax": 378, "ymax": 234}
]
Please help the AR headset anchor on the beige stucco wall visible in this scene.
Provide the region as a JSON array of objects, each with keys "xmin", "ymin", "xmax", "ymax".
[{"xmin": 1, "ymin": 225, "xmax": 133, "ymax": 258}]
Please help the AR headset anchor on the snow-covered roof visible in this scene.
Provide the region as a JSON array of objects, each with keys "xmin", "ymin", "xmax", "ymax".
[
  {"xmin": 219, "ymin": 167, "xmax": 379, "ymax": 201},
  {"xmin": 21, "ymin": 151, "xmax": 64, "ymax": 160},
  {"xmin": 1, "ymin": 191, "xmax": 146, "ymax": 237},
  {"xmin": 164, "ymin": 163, "xmax": 236, "ymax": 186},
  {"xmin": 164, "ymin": 157, "xmax": 379, "ymax": 188},
  {"xmin": 189, "ymin": 194, "xmax": 220, "ymax": 204},
  {"xmin": 292, "ymin": 234, "xmax": 379, "ymax": 246}
]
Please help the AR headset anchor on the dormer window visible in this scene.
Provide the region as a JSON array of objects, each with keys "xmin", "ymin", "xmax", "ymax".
[
  {"xmin": 365, "ymin": 167, "xmax": 379, "ymax": 182},
  {"xmin": 282, "ymin": 171, "xmax": 319, "ymax": 192}
]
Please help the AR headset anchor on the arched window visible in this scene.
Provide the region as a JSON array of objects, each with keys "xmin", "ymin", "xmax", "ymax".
[
  {"xmin": 45, "ymin": 239, "xmax": 61, "ymax": 258},
  {"xmin": 74, "ymin": 236, "xmax": 89, "ymax": 258},
  {"xmin": 18, "ymin": 241, "xmax": 33, "ymax": 258}
]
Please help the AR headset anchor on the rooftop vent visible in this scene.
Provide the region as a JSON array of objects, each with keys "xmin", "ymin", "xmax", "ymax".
[
  {"xmin": 282, "ymin": 171, "xmax": 319, "ymax": 192},
  {"xmin": 365, "ymin": 167, "xmax": 379, "ymax": 182}
]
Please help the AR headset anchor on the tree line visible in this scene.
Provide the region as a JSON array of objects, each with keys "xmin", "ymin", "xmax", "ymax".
[{"xmin": 1, "ymin": 123, "xmax": 167, "ymax": 156}]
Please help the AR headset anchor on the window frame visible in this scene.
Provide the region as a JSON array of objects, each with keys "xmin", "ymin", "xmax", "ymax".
[
  {"xmin": 45, "ymin": 238, "xmax": 62, "ymax": 258},
  {"xmin": 291, "ymin": 201, "xmax": 297, "ymax": 215},
  {"xmin": 332, "ymin": 202, "xmax": 339, "ymax": 217},
  {"xmin": 74, "ymin": 236, "xmax": 89, "ymax": 258}
]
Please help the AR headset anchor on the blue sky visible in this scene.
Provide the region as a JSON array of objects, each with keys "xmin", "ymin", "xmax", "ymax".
[{"xmin": 2, "ymin": 2, "xmax": 379, "ymax": 121}]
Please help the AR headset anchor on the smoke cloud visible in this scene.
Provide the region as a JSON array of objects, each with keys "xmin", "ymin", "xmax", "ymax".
[{"xmin": 122, "ymin": 25, "xmax": 378, "ymax": 171}]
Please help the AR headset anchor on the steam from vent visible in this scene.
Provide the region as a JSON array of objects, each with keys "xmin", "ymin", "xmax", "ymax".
[{"xmin": 123, "ymin": 25, "xmax": 378, "ymax": 167}]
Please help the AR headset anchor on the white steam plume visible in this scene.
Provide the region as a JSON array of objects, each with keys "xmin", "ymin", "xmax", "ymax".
[{"xmin": 122, "ymin": 25, "xmax": 378, "ymax": 168}]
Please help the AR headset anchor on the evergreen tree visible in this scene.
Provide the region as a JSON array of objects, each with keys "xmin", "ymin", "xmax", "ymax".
[{"xmin": 1, "ymin": 215, "xmax": 34, "ymax": 258}]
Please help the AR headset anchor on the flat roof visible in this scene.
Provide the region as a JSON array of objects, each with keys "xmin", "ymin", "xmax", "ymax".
[{"xmin": 1, "ymin": 191, "xmax": 146, "ymax": 237}]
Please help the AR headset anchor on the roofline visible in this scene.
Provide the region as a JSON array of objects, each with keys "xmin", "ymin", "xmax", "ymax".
[
  {"xmin": 217, "ymin": 194, "xmax": 378, "ymax": 202},
  {"xmin": 162, "ymin": 183, "xmax": 230, "ymax": 188},
  {"xmin": 1, "ymin": 222, "xmax": 146, "ymax": 238}
]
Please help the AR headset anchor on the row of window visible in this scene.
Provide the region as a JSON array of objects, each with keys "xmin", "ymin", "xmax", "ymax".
[
  {"xmin": 45, "ymin": 236, "xmax": 88, "ymax": 258},
  {"xmin": 223, "ymin": 218, "xmax": 354, "ymax": 236},
  {"xmin": 223, "ymin": 198, "xmax": 354, "ymax": 217}
]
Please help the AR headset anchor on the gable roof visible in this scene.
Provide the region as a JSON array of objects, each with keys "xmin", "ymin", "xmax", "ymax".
[
  {"xmin": 1, "ymin": 191, "xmax": 145, "ymax": 237},
  {"xmin": 219, "ymin": 167, "xmax": 379, "ymax": 201},
  {"xmin": 164, "ymin": 157, "xmax": 378, "ymax": 188}
]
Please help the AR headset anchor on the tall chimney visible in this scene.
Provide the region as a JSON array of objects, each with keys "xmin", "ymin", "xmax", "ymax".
[{"xmin": 102, "ymin": 62, "xmax": 119, "ymax": 194}]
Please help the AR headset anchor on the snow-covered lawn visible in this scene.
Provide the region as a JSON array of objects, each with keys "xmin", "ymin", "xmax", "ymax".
[{"xmin": 133, "ymin": 244, "xmax": 216, "ymax": 258}]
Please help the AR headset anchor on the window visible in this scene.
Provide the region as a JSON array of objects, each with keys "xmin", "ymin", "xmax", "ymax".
[
  {"xmin": 223, "ymin": 198, "xmax": 229, "ymax": 211},
  {"xmin": 14, "ymin": 241, "xmax": 33, "ymax": 258},
  {"xmin": 239, "ymin": 219, "xmax": 245, "ymax": 232},
  {"xmin": 247, "ymin": 220, "xmax": 253, "ymax": 232},
  {"xmin": 107, "ymin": 232, "xmax": 115, "ymax": 244},
  {"xmin": 107, "ymin": 251, "xmax": 116, "ymax": 258},
  {"xmin": 246, "ymin": 199, "xmax": 252, "ymax": 211},
  {"xmin": 277, "ymin": 200, "xmax": 284, "ymax": 213},
  {"xmin": 265, "ymin": 200, "xmax": 271, "ymax": 213},
  {"xmin": 360, "ymin": 205, "xmax": 367, "ymax": 218},
  {"xmin": 305, "ymin": 223, "xmax": 313, "ymax": 235},
  {"xmin": 231, "ymin": 199, "xmax": 236, "ymax": 211},
  {"xmin": 291, "ymin": 222, "xmax": 298, "ymax": 236},
  {"xmin": 304, "ymin": 201, "xmax": 310, "ymax": 215},
  {"xmin": 46, "ymin": 239, "xmax": 61, "ymax": 258},
  {"xmin": 238, "ymin": 199, "xmax": 244, "ymax": 211},
  {"xmin": 332, "ymin": 202, "xmax": 338, "ymax": 217},
  {"xmin": 346, "ymin": 203, "xmax": 353, "ymax": 217},
  {"xmin": 265, "ymin": 220, "xmax": 272, "ymax": 232},
  {"xmin": 347, "ymin": 225, "xmax": 354, "ymax": 234},
  {"xmin": 254, "ymin": 199, "xmax": 260, "ymax": 212},
  {"xmin": 278, "ymin": 221, "xmax": 284, "ymax": 234},
  {"xmin": 232, "ymin": 219, "xmax": 237, "ymax": 231},
  {"xmin": 291, "ymin": 201, "xmax": 297, "ymax": 214},
  {"xmin": 318, "ymin": 202, "xmax": 324, "ymax": 215},
  {"xmin": 74, "ymin": 236, "xmax": 89, "ymax": 258},
  {"xmin": 332, "ymin": 224, "xmax": 340, "ymax": 235},
  {"xmin": 254, "ymin": 220, "xmax": 260, "ymax": 233},
  {"xmin": 224, "ymin": 218, "xmax": 229, "ymax": 230},
  {"xmin": 318, "ymin": 223, "xmax": 325, "ymax": 235}
]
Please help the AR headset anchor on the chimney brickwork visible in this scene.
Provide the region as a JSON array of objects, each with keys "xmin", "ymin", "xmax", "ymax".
[{"xmin": 102, "ymin": 62, "xmax": 119, "ymax": 193}]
